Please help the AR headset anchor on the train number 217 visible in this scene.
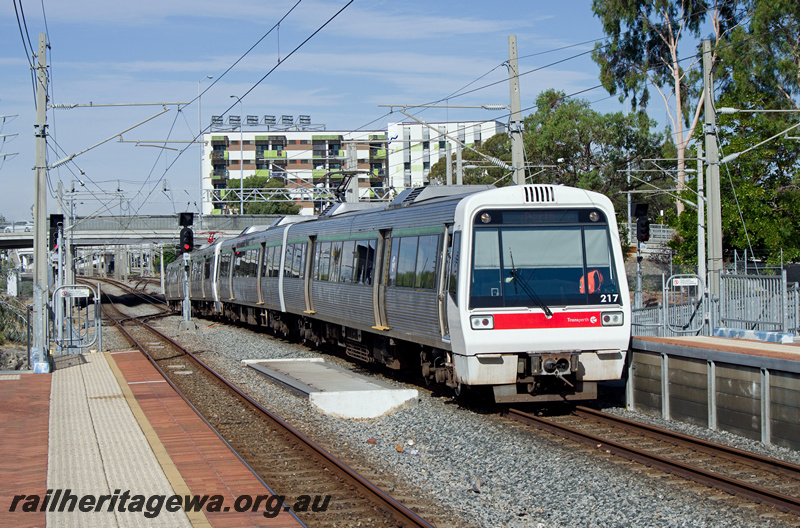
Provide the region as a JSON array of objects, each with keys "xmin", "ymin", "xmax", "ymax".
[{"xmin": 600, "ymin": 294, "xmax": 619, "ymax": 303}]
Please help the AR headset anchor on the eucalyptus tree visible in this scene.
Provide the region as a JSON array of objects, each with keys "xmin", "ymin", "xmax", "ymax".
[{"xmin": 591, "ymin": 0, "xmax": 747, "ymax": 214}]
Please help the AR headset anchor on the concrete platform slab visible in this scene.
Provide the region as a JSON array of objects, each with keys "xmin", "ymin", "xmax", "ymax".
[
  {"xmin": 635, "ymin": 335, "xmax": 800, "ymax": 364},
  {"xmin": 243, "ymin": 358, "xmax": 417, "ymax": 419}
]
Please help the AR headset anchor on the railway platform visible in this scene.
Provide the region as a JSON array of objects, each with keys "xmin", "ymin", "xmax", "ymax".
[
  {"xmin": 629, "ymin": 336, "xmax": 800, "ymax": 451},
  {"xmin": 0, "ymin": 351, "xmax": 304, "ymax": 528}
]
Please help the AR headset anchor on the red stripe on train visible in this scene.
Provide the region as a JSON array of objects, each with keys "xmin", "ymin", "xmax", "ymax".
[{"xmin": 493, "ymin": 312, "xmax": 603, "ymax": 330}]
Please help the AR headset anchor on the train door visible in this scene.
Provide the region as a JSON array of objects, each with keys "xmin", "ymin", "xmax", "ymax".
[
  {"xmin": 202, "ymin": 257, "xmax": 209, "ymax": 299},
  {"xmin": 303, "ymin": 236, "xmax": 316, "ymax": 314},
  {"xmin": 226, "ymin": 251, "xmax": 235, "ymax": 300},
  {"xmin": 256, "ymin": 242, "xmax": 265, "ymax": 304},
  {"xmin": 437, "ymin": 225, "xmax": 454, "ymax": 341},
  {"xmin": 372, "ymin": 229, "xmax": 390, "ymax": 330}
]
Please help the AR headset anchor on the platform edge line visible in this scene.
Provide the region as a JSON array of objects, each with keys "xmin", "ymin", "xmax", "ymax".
[{"xmin": 104, "ymin": 351, "xmax": 212, "ymax": 528}]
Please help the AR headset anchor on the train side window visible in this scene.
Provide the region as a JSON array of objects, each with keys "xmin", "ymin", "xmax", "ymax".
[
  {"xmin": 340, "ymin": 240, "xmax": 355, "ymax": 282},
  {"xmin": 293, "ymin": 243, "xmax": 306, "ymax": 278},
  {"xmin": 415, "ymin": 235, "xmax": 439, "ymax": 289},
  {"xmin": 204, "ymin": 258, "xmax": 211, "ymax": 279},
  {"xmin": 354, "ymin": 239, "xmax": 376, "ymax": 285},
  {"xmin": 242, "ymin": 250, "xmax": 251, "ymax": 277},
  {"xmin": 251, "ymin": 249, "xmax": 260, "ymax": 277},
  {"xmin": 395, "ymin": 237, "xmax": 418, "ymax": 288},
  {"xmin": 284, "ymin": 245, "xmax": 295, "ymax": 277},
  {"xmin": 269, "ymin": 245, "xmax": 281, "ymax": 278},
  {"xmin": 315, "ymin": 242, "xmax": 331, "ymax": 281},
  {"xmin": 329, "ymin": 241, "xmax": 343, "ymax": 282},
  {"xmin": 233, "ymin": 251, "xmax": 244, "ymax": 277},
  {"xmin": 262, "ymin": 247, "xmax": 273, "ymax": 278},
  {"xmin": 447, "ymin": 232, "xmax": 461, "ymax": 304},
  {"xmin": 219, "ymin": 253, "xmax": 230, "ymax": 278}
]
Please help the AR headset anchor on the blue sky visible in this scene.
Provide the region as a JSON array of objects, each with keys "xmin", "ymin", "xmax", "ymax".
[{"xmin": 0, "ymin": 0, "xmax": 629, "ymax": 222}]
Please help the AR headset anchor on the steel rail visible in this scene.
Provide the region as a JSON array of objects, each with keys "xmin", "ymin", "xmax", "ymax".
[
  {"xmin": 101, "ymin": 287, "xmax": 434, "ymax": 528},
  {"xmin": 102, "ymin": 301, "xmax": 302, "ymax": 526},
  {"xmin": 503, "ymin": 407, "xmax": 800, "ymax": 516},
  {"xmin": 574, "ymin": 406, "xmax": 800, "ymax": 480}
]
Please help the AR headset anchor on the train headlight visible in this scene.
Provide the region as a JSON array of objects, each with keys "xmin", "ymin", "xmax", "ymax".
[
  {"xmin": 470, "ymin": 315, "xmax": 494, "ymax": 330},
  {"xmin": 601, "ymin": 311, "xmax": 624, "ymax": 326}
]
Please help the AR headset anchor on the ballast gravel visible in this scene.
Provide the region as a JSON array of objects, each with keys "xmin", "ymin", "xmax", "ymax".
[{"xmin": 103, "ymin": 297, "xmax": 799, "ymax": 528}]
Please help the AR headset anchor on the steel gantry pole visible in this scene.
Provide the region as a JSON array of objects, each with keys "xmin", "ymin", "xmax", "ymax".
[
  {"xmin": 703, "ymin": 40, "xmax": 723, "ymax": 298},
  {"xmin": 230, "ymin": 95, "xmax": 244, "ymax": 215},
  {"xmin": 33, "ymin": 33, "xmax": 49, "ymax": 357},
  {"xmin": 507, "ymin": 35, "xmax": 525, "ymax": 186},
  {"xmin": 198, "ymin": 75, "xmax": 212, "ymax": 218}
]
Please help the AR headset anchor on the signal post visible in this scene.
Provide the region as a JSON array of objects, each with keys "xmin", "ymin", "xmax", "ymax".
[
  {"xmin": 631, "ymin": 204, "xmax": 651, "ymax": 309},
  {"xmin": 178, "ymin": 213, "xmax": 197, "ymax": 331}
]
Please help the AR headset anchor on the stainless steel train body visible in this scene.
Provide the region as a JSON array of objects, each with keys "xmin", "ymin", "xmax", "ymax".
[{"xmin": 166, "ymin": 185, "xmax": 631, "ymax": 402}]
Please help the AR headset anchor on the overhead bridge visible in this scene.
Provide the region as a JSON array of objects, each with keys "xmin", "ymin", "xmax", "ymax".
[{"xmin": 0, "ymin": 214, "xmax": 286, "ymax": 250}]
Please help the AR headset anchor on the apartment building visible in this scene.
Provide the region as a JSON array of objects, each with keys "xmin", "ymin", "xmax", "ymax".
[{"xmin": 200, "ymin": 116, "xmax": 505, "ymax": 214}]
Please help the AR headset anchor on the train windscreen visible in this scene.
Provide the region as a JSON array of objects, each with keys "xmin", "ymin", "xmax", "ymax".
[{"xmin": 469, "ymin": 209, "xmax": 622, "ymax": 309}]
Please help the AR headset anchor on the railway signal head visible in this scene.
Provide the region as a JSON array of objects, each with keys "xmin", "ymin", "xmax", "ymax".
[
  {"xmin": 180, "ymin": 227, "xmax": 194, "ymax": 252},
  {"xmin": 636, "ymin": 216, "xmax": 651, "ymax": 243},
  {"xmin": 49, "ymin": 214, "xmax": 64, "ymax": 251}
]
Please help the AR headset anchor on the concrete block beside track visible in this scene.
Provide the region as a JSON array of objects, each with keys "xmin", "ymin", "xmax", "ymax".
[{"xmin": 243, "ymin": 358, "xmax": 417, "ymax": 419}]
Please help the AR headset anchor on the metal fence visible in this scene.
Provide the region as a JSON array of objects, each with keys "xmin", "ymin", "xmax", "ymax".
[
  {"xmin": 718, "ymin": 272, "xmax": 792, "ymax": 333},
  {"xmin": 632, "ymin": 270, "xmax": 800, "ymax": 338}
]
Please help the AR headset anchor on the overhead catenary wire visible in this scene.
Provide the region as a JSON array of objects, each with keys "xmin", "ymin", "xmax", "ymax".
[{"xmin": 134, "ymin": 0, "xmax": 355, "ymax": 218}]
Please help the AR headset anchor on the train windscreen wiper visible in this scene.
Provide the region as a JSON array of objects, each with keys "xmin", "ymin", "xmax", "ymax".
[{"xmin": 506, "ymin": 250, "xmax": 553, "ymax": 318}]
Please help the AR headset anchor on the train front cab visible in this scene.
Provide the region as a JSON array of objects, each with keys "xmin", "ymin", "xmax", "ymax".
[{"xmin": 450, "ymin": 189, "xmax": 631, "ymax": 403}]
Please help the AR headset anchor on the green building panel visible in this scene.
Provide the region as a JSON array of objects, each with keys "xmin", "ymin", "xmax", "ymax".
[
  {"xmin": 264, "ymin": 150, "xmax": 286, "ymax": 159},
  {"xmin": 374, "ymin": 149, "xmax": 386, "ymax": 159},
  {"xmin": 312, "ymin": 135, "xmax": 342, "ymax": 141},
  {"xmin": 223, "ymin": 151, "xmax": 229, "ymax": 160},
  {"xmin": 254, "ymin": 169, "xmax": 270, "ymax": 177},
  {"xmin": 411, "ymin": 144, "xmax": 423, "ymax": 152}
]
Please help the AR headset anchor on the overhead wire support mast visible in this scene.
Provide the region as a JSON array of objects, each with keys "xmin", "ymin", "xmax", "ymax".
[
  {"xmin": 507, "ymin": 35, "xmax": 525, "ymax": 185},
  {"xmin": 32, "ymin": 33, "xmax": 49, "ymax": 367}
]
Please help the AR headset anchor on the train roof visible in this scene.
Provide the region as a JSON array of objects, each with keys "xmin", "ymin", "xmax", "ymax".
[{"xmin": 387, "ymin": 185, "xmax": 494, "ymax": 209}]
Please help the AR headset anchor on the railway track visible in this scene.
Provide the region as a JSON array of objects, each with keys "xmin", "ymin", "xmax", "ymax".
[
  {"xmin": 99, "ymin": 281, "xmax": 438, "ymax": 528},
  {"xmin": 503, "ymin": 405, "xmax": 800, "ymax": 517}
]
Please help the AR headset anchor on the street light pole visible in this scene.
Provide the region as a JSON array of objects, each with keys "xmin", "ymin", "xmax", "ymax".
[
  {"xmin": 230, "ymin": 95, "xmax": 244, "ymax": 215},
  {"xmin": 198, "ymin": 75, "xmax": 212, "ymax": 218}
]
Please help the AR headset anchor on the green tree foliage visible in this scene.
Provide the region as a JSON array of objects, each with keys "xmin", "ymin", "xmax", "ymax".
[
  {"xmin": 226, "ymin": 176, "xmax": 301, "ymax": 215},
  {"xmin": 717, "ymin": 0, "xmax": 800, "ymax": 108},
  {"xmin": 669, "ymin": 2, "xmax": 800, "ymax": 265},
  {"xmin": 154, "ymin": 247, "xmax": 176, "ymax": 269},
  {"xmin": 591, "ymin": 0, "xmax": 745, "ymax": 214},
  {"xmin": 671, "ymin": 100, "xmax": 800, "ymax": 267}
]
